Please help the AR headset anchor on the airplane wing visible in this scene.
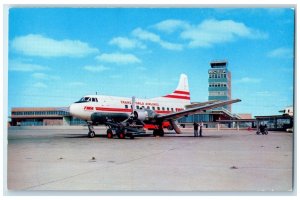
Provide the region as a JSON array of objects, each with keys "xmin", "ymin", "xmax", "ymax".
[{"xmin": 156, "ymin": 99, "xmax": 241, "ymax": 121}]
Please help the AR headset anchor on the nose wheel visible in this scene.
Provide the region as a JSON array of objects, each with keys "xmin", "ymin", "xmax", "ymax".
[
  {"xmin": 87, "ymin": 123, "xmax": 96, "ymax": 138},
  {"xmin": 88, "ymin": 131, "xmax": 96, "ymax": 138}
]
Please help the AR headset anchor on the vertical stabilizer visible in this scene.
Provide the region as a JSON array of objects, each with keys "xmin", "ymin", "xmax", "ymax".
[{"xmin": 162, "ymin": 73, "xmax": 190, "ymax": 103}]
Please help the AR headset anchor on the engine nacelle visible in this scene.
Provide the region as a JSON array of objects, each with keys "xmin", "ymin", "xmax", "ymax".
[{"xmin": 133, "ymin": 109, "xmax": 156, "ymax": 121}]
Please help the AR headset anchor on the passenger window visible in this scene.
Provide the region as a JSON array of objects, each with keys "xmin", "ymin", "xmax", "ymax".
[
  {"xmin": 147, "ymin": 106, "xmax": 150, "ymax": 109},
  {"xmin": 157, "ymin": 107, "xmax": 160, "ymax": 110},
  {"xmin": 162, "ymin": 107, "xmax": 165, "ymax": 111},
  {"xmin": 152, "ymin": 107, "xmax": 155, "ymax": 110},
  {"xmin": 171, "ymin": 108, "xmax": 174, "ymax": 111},
  {"xmin": 136, "ymin": 106, "xmax": 139, "ymax": 109},
  {"xmin": 167, "ymin": 107, "xmax": 169, "ymax": 111},
  {"xmin": 125, "ymin": 105, "xmax": 128, "ymax": 109}
]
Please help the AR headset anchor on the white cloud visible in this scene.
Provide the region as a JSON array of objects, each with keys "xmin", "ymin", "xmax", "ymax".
[
  {"xmin": 132, "ymin": 28, "xmax": 183, "ymax": 51},
  {"xmin": 9, "ymin": 60, "xmax": 49, "ymax": 72},
  {"xmin": 109, "ymin": 37, "xmax": 146, "ymax": 49},
  {"xmin": 33, "ymin": 82, "xmax": 47, "ymax": 88},
  {"xmin": 32, "ymin": 72, "xmax": 60, "ymax": 80},
  {"xmin": 11, "ymin": 34, "xmax": 99, "ymax": 57},
  {"xmin": 132, "ymin": 28, "xmax": 160, "ymax": 42},
  {"xmin": 235, "ymin": 77, "xmax": 261, "ymax": 84},
  {"xmin": 153, "ymin": 19, "xmax": 190, "ymax": 33},
  {"xmin": 267, "ymin": 47, "xmax": 293, "ymax": 58},
  {"xmin": 96, "ymin": 53, "xmax": 141, "ymax": 64},
  {"xmin": 180, "ymin": 19, "xmax": 268, "ymax": 48},
  {"xmin": 83, "ymin": 65, "xmax": 109, "ymax": 72},
  {"xmin": 160, "ymin": 41, "xmax": 183, "ymax": 51}
]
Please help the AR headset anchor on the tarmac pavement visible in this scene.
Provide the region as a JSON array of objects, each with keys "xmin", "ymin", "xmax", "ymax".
[{"xmin": 6, "ymin": 127, "xmax": 294, "ymax": 193}]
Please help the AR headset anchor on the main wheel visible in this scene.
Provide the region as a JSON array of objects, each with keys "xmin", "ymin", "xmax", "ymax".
[
  {"xmin": 153, "ymin": 129, "xmax": 164, "ymax": 137},
  {"xmin": 88, "ymin": 131, "xmax": 95, "ymax": 138},
  {"xmin": 129, "ymin": 134, "xmax": 135, "ymax": 139},
  {"xmin": 107, "ymin": 129, "xmax": 113, "ymax": 139},
  {"xmin": 153, "ymin": 129, "xmax": 158, "ymax": 137},
  {"xmin": 118, "ymin": 131, "xmax": 125, "ymax": 139},
  {"xmin": 158, "ymin": 129, "xmax": 165, "ymax": 137}
]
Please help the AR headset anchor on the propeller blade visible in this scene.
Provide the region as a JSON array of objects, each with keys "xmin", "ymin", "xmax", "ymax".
[{"xmin": 131, "ymin": 96, "xmax": 136, "ymax": 114}]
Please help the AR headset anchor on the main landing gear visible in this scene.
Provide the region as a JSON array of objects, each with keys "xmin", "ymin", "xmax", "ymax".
[
  {"xmin": 106, "ymin": 127, "xmax": 134, "ymax": 139},
  {"xmin": 87, "ymin": 123, "xmax": 96, "ymax": 138},
  {"xmin": 153, "ymin": 124, "xmax": 164, "ymax": 137},
  {"xmin": 86, "ymin": 120, "xmax": 145, "ymax": 139}
]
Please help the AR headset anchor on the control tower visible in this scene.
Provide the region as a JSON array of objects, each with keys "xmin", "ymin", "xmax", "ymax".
[{"xmin": 208, "ymin": 60, "xmax": 232, "ymax": 111}]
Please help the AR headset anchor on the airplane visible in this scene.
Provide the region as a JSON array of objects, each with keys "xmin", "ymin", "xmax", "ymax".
[{"xmin": 69, "ymin": 74, "xmax": 241, "ymax": 139}]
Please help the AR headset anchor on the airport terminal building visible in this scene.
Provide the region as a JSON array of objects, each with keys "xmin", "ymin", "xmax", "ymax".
[{"xmin": 10, "ymin": 107, "xmax": 85, "ymax": 126}]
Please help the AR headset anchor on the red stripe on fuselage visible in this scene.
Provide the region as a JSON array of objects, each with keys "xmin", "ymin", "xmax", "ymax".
[
  {"xmin": 93, "ymin": 107, "xmax": 175, "ymax": 114},
  {"xmin": 173, "ymin": 90, "xmax": 190, "ymax": 95},
  {"xmin": 163, "ymin": 95, "xmax": 190, "ymax": 100},
  {"xmin": 95, "ymin": 107, "xmax": 132, "ymax": 112}
]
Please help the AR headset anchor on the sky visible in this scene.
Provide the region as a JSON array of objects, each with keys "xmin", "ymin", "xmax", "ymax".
[{"xmin": 7, "ymin": 7, "xmax": 295, "ymax": 117}]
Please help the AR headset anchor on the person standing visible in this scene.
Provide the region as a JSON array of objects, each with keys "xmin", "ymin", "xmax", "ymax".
[
  {"xmin": 199, "ymin": 121, "xmax": 203, "ymax": 137},
  {"xmin": 193, "ymin": 122, "xmax": 199, "ymax": 137}
]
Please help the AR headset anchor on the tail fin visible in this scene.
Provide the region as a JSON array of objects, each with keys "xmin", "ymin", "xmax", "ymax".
[{"xmin": 163, "ymin": 74, "xmax": 190, "ymax": 102}]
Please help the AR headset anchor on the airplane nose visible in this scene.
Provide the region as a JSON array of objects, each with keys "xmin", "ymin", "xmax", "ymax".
[{"xmin": 69, "ymin": 104, "xmax": 75, "ymax": 116}]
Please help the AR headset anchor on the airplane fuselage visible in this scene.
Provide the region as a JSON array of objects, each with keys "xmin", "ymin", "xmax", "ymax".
[{"xmin": 69, "ymin": 94, "xmax": 187, "ymax": 121}]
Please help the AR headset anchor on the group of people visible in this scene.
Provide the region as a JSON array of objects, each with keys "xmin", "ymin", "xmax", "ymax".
[{"xmin": 193, "ymin": 121, "xmax": 204, "ymax": 137}]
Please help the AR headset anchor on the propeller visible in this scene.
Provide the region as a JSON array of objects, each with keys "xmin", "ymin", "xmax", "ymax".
[{"xmin": 131, "ymin": 96, "xmax": 137, "ymax": 119}]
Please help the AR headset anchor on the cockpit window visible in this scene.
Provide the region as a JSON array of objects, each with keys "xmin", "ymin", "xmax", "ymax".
[{"xmin": 75, "ymin": 96, "xmax": 93, "ymax": 103}]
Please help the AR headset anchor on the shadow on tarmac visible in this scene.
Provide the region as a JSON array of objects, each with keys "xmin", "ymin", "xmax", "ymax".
[{"xmin": 63, "ymin": 134, "xmax": 223, "ymax": 139}]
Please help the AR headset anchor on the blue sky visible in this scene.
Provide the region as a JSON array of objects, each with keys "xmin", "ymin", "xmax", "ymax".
[{"xmin": 8, "ymin": 7, "xmax": 294, "ymax": 116}]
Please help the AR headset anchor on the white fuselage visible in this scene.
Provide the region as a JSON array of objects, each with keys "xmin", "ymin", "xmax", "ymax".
[
  {"xmin": 69, "ymin": 94, "xmax": 190, "ymax": 121},
  {"xmin": 69, "ymin": 73, "xmax": 191, "ymax": 122}
]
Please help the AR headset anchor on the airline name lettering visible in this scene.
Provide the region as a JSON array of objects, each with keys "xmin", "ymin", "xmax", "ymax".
[
  {"xmin": 120, "ymin": 100, "xmax": 159, "ymax": 106},
  {"xmin": 84, "ymin": 106, "xmax": 94, "ymax": 111}
]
